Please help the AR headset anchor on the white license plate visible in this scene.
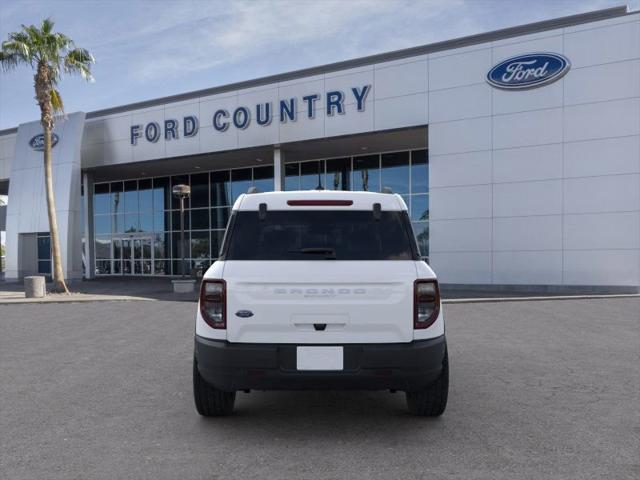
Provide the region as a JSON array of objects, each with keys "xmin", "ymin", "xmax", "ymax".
[{"xmin": 296, "ymin": 346, "xmax": 343, "ymax": 371}]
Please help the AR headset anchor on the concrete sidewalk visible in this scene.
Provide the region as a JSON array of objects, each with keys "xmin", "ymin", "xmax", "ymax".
[{"xmin": 0, "ymin": 277, "xmax": 198, "ymax": 304}]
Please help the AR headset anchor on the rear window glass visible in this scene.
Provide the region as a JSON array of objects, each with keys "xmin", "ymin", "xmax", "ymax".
[{"xmin": 223, "ymin": 210, "xmax": 418, "ymax": 260}]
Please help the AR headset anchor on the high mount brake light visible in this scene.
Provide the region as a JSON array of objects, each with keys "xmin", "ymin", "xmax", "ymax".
[
  {"xmin": 200, "ymin": 279, "xmax": 226, "ymax": 329},
  {"xmin": 286, "ymin": 200, "xmax": 353, "ymax": 206},
  {"xmin": 414, "ymin": 279, "xmax": 440, "ymax": 329}
]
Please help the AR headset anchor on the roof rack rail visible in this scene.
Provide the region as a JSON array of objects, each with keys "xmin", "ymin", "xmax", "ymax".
[
  {"xmin": 382, "ymin": 187, "xmax": 393, "ymax": 194},
  {"xmin": 247, "ymin": 186, "xmax": 260, "ymax": 194}
]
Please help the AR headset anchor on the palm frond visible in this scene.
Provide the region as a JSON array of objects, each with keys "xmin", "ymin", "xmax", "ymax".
[
  {"xmin": 64, "ymin": 47, "xmax": 94, "ymax": 81},
  {"xmin": 50, "ymin": 88, "xmax": 64, "ymax": 113}
]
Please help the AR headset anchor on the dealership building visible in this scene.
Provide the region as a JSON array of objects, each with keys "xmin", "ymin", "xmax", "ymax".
[{"xmin": 0, "ymin": 5, "xmax": 639, "ymax": 292}]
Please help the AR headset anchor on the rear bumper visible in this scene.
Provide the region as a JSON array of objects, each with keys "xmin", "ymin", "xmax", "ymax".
[{"xmin": 194, "ymin": 335, "xmax": 447, "ymax": 392}]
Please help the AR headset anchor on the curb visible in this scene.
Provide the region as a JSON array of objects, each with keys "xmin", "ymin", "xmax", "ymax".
[
  {"xmin": 0, "ymin": 295, "xmax": 155, "ymax": 305},
  {"xmin": 442, "ymin": 293, "xmax": 640, "ymax": 304}
]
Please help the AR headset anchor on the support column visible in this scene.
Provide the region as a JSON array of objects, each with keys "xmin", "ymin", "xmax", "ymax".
[
  {"xmin": 83, "ymin": 172, "xmax": 95, "ymax": 279},
  {"xmin": 273, "ymin": 147, "xmax": 286, "ymax": 191}
]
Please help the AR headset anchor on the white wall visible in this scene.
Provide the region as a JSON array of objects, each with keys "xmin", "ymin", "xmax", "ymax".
[
  {"xmin": 0, "ymin": 133, "xmax": 16, "ymax": 181},
  {"xmin": 428, "ymin": 12, "xmax": 640, "ymax": 287},
  {"xmin": 5, "ymin": 113, "xmax": 85, "ymax": 280}
]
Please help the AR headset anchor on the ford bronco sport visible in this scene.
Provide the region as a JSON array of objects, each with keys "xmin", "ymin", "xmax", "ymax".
[{"xmin": 193, "ymin": 190, "xmax": 448, "ymax": 416}]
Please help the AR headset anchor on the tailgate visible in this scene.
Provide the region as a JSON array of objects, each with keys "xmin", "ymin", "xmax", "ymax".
[{"xmin": 223, "ymin": 261, "xmax": 417, "ymax": 344}]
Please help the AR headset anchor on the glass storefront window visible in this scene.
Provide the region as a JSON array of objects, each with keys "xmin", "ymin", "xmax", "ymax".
[
  {"xmin": 253, "ymin": 166, "xmax": 274, "ymax": 192},
  {"xmin": 92, "ymin": 150, "xmax": 429, "ymax": 275},
  {"xmin": 231, "ymin": 168, "xmax": 252, "ymax": 202},
  {"xmin": 111, "ymin": 182, "xmax": 123, "ymax": 215},
  {"xmin": 94, "ymin": 183, "xmax": 110, "ymax": 214},
  {"xmin": 412, "ymin": 222, "xmax": 428, "ymax": 257},
  {"xmin": 210, "ymin": 171, "xmax": 230, "ymax": 207},
  {"xmin": 411, "ymin": 149, "xmax": 428, "ymax": 193},
  {"xmin": 381, "ymin": 151, "xmax": 410, "ymax": 194},
  {"xmin": 191, "ymin": 208, "xmax": 209, "ymax": 230},
  {"xmin": 171, "ymin": 210, "xmax": 190, "ymax": 231},
  {"xmin": 94, "ymin": 215, "xmax": 110, "ymax": 235},
  {"xmin": 153, "ymin": 177, "xmax": 170, "ymax": 211},
  {"xmin": 326, "ymin": 158, "xmax": 350, "ymax": 191},
  {"xmin": 284, "ymin": 163, "xmax": 299, "ymax": 191},
  {"xmin": 353, "ymin": 155, "xmax": 380, "ymax": 192},
  {"xmin": 300, "ymin": 160, "xmax": 324, "ymax": 190},
  {"xmin": 190, "ymin": 231, "xmax": 210, "ymax": 259},
  {"xmin": 138, "ymin": 179, "xmax": 153, "ymax": 212},
  {"xmin": 190, "ymin": 173, "xmax": 209, "ymax": 208},
  {"xmin": 211, "ymin": 207, "xmax": 229, "ymax": 230},
  {"xmin": 411, "ymin": 194, "xmax": 429, "ymax": 221}
]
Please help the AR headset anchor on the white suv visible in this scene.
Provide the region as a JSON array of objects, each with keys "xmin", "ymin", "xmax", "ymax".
[{"xmin": 193, "ymin": 190, "xmax": 448, "ymax": 416}]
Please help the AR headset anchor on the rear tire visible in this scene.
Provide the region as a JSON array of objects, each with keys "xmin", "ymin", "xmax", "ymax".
[
  {"xmin": 405, "ymin": 349, "xmax": 449, "ymax": 416},
  {"xmin": 193, "ymin": 359, "xmax": 236, "ymax": 416}
]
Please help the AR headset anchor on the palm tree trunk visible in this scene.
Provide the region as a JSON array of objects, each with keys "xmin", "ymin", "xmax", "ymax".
[{"xmin": 43, "ymin": 123, "xmax": 69, "ymax": 293}]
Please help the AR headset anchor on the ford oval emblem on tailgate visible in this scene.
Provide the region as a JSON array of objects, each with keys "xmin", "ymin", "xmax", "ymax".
[{"xmin": 235, "ymin": 310, "xmax": 254, "ymax": 318}]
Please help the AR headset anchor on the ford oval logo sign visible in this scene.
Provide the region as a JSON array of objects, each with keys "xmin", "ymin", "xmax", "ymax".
[
  {"xmin": 29, "ymin": 133, "xmax": 59, "ymax": 151},
  {"xmin": 235, "ymin": 310, "xmax": 254, "ymax": 318},
  {"xmin": 487, "ymin": 53, "xmax": 570, "ymax": 90}
]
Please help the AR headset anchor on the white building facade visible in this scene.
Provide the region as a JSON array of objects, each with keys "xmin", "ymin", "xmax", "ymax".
[{"xmin": 0, "ymin": 6, "xmax": 638, "ymax": 292}]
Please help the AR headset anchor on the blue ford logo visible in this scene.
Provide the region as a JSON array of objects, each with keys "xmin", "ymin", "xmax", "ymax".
[
  {"xmin": 29, "ymin": 133, "xmax": 59, "ymax": 151},
  {"xmin": 487, "ymin": 53, "xmax": 570, "ymax": 90},
  {"xmin": 235, "ymin": 310, "xmax": 254, "ymax": 318}
]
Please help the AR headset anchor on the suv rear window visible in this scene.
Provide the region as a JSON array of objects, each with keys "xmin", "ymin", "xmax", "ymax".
[{"xmin": 223, "ymin": 210, "xmax": 419, "ymax": 261}]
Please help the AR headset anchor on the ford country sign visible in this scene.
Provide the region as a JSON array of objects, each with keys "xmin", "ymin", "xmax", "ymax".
[
  {"xmin": 29, "ymin": 133, "xmax": 59, "ymax": 151},
  {"xmin": 487, "ymin": 53, "xmax": 570, "ymax": 90}
]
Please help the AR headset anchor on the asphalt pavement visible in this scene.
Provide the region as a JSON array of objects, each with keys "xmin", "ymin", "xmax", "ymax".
[{"xmin": 0, "ymin": 298, "xmax": 638, "ymax": 479}]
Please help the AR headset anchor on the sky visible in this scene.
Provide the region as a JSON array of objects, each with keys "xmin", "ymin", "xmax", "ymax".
[{"xmin": 0, "ymin": 0, "xmax": 637, "ymax": 130}]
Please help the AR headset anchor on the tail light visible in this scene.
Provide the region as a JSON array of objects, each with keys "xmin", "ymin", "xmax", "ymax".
[
  {"xmin": 200, "ymin": 279, "xmax": 226, "ymax": 329},
  {"xmin": 414, "ymin": 279, "xmax": 440, "ymax": 329}
]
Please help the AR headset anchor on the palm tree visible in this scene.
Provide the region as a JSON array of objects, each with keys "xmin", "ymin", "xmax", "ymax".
[{"xmin": 0, "ymin": 18, "xmax": 94, "ymax": 293}]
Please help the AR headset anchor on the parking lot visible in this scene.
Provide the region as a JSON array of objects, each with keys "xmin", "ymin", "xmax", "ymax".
[{"xmin": 1, "ymin": 297, "xmax": 638, "ymax": 479}]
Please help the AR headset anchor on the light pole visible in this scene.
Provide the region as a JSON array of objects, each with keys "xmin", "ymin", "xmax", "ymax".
[{"xmin": 172, "ymin": 184, "xmax": 191, "ymax": 278}]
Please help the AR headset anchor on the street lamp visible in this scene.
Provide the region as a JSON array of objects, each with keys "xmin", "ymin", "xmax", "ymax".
[{"xmin": 172, "ymin": 184, "xmax": 191, "ymax": 278}]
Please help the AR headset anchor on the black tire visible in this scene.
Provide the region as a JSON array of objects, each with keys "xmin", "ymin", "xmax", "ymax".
[
  {"xmin": 405, "ymin": 349, "xmax": 449, "ymax": 416},
  {"xmin": 193, "ymin": 359, "xmax": 236, "ymax": 416}
]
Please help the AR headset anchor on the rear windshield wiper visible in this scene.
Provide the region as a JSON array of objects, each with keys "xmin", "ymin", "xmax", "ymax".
[{"xmin": 288, "ymin": 247, "xmax": 337, "ymax": 259}]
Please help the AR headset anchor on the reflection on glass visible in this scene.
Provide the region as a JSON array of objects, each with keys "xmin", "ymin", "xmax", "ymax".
[
  {"xmin": 411, "ymin": 149, "xmax": 428, "ymax": 193},
  {"xmin": 300, "ymin": 161, "xmax": 324, "ymax": 190},
  {"xmin": 231, "ymin": 168, "xmax": 252, "ymax": 202},
  {"xmin": 124, "ymin": 180, "xmax": 138, "ymax": 212},
  {"xmin": 326, "ymin": 158, "xmax": 350, "ymax": 191},
  {"xmin": 190, "ymin": 173, "xmax": 209, "ymax": 208},
  {"xmin": 412, "ymin": 222, "xmax": 429, "ymax": 256},
  {"xmin": 95, "ymin": 215, "xmax": 110, "ymax": 235},
  {"xmin": 253, "ymin": 166, "xmax": 274, "ymax": 193},
  {"xmin": 113, "ymin": 261, "xmax": 121, "ymax": 274},
  {"xmin": 191, "ymin": 208, "xmax": 209, "ymax": 230},
  {"xmin": 111, "ymin": 182, "xmax": 123, "ymax": 215},
  {"xmin": 38, "ymin": 260, "xmax": 51, "ymax": 274},
  {"xmin": 153, "ymin": 234, "xmax": 167, "ymax": 258},
  {"xmin": 210, "ymin": 171, "xmax": 230, "ymax": 207},
  {"xmin": 123, "ymin": 260, "xmax": 132, "ymax": 275},
  {"xmin": 191, "ymin": 231, "xmax": 210, "ymax": 258},
  {"xmin": 153, "ymin": 177, "xmax": 170, "ymax": 211},
  {"xmin": 353, "ymin": 155, "xmax": 380, "ymax": 191},
  {"xmin": 211, "ymin": 230, "xmax": 225, "ymax": 258},
  {"xmin": 172, "ymin": 210, "xmax": 190, "ymax": 231},
  {"xmin": 139, "ymin": 213, "xmax": 153, "ymax": 232},
  {"xmin": 112, "ymin": 214, "xmax": 124, "ymax": 234},
  {"xmin": 381, "ymin": 152, "xmax": 410, "ymax": 194},
  {"xmin": 411, "ymin": 194, "xmax": 429, "ymax": 221},
  {"xmin": 124, "ymin": 213, "xmax": 139, "ymax": 232},
  {"xmin": 122, "ymin": 239, "xmax": 132, "ymax": 260},
  {"xmin": 154, "ymin": 212, "xmax": 168, "ymax": 232},
  {"xmin": 95, "ymin": 237, "xmax": 111, "ymax": 259},
  {"xmin": 154, "ymin": 260, "xmax": 169, "ymax": 275},
  {"xmin": 94, "ymin": 184, "xmax": 110, "ymax": 214},
  {"xmin": 211, "ymin": 207, "xmax": 230, "ymax": 230},
  {"xmin": 138, "ymin": 179, "xmax": 153, "ymax": 212},
  {"xmin": 113, "ymin": 238, "xmax": 122, "ymax": 260},
  {"xmin": 285, "ymin": 163, "xmax": 299, "ymax": 191}
]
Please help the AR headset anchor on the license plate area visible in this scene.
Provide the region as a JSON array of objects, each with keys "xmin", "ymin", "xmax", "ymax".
[{"xmin": 296, "ymin": 346, "xmax": 344, "ymax": 371}]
